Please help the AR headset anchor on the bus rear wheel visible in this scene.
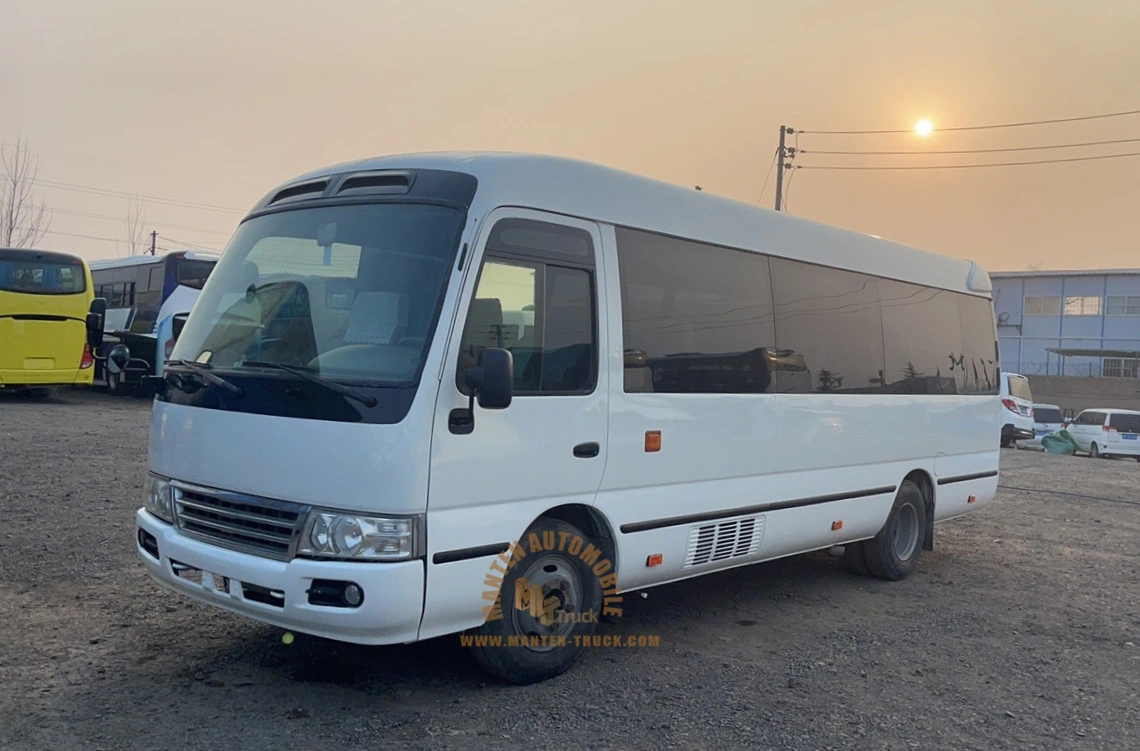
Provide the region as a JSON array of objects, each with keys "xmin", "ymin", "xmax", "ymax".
[
  {"xmin": 862, "ymin": 480, "xmax": 927, "ymax": 582},
  {"xmin": 466, "ymin": 518, "xmax": 605, "ymax": 685}
]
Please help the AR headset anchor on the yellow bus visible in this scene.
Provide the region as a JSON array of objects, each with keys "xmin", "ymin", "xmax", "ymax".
[{"xmin": 0, "ymin": 247, "xmax": 104, "ymax": 396}]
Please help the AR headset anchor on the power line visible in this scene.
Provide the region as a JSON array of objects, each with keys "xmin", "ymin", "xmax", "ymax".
[
  {"xmin": 158, "ymin": 233, "xmax": 224, "ymax": 251},
  {"xmin": 801, "ymin": 136, "xmax": 1140, "ymax": 156},
  {"xmin": 756, "ymin": 147, "xmax": 779, "ymax": 205},
  {"xmin": 36, "ymin": 179, "xmax": 244, "ymax": 214},
  {"xmin": 782, "ymin": 167, "xmax": 799, "ymax": 211},
  {"xmin": 0, "ymin": 139, "xmax": 265, "ymax": 189},
  {"xmin": 798, "ymin": 107, "xmax": 1140, "ymax": 135},
  {"xmin": 798, "ymin": 151, "xmax": 1140, "ymax": 170},
  {"xmin": 35, "ymin": 228, "xmax": 126, "ymax": 244},
  {"xmin": 49, "ymin": 206, "xmax": 234, "ymax": 235}
]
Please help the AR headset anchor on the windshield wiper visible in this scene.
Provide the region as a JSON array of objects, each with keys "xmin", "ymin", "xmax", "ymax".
[
  {"xmin": 165, "ymin": 359, "xmax": 245, "ymax": 396},
  {"xmin": 241, "ymin": 361, "xmax": 378, "ymax": 408}
]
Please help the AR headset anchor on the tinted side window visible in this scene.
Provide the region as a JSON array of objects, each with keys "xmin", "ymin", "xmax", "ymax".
[
  {"xmin": 1109, "ymin": 413, "xmax": 1140, "ymax": 432},
  {"xmin": 958, "ymin": 294, "xmax": 999, "ymax": 394},
  {"xmin": 457, "ymin": 219, "xmax": 596, "ymax": 396},
  {"xmin": 616, "ymin": 227, "xmax": 775, "ymax": 394},
  {"xmin": 770, "ymin": 258, "xmax": 884, "ymax": 393},
  {"xmin": 879, "ymin": 280, "xmax": 962, "ymax": 394}
]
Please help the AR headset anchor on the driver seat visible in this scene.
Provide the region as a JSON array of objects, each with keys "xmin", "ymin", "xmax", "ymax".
[{"xmin": 343, "ymin": 291, "xmax": 408, "ymax": 345}]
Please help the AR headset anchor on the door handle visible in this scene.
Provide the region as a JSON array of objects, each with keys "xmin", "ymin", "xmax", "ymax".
[{"xmin": 573, "ymin": 442, "xmax": 600, "ymax": 459}]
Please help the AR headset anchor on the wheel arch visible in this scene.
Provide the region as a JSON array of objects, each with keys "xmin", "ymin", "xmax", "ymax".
[
  {"xmin": 902, "ymin": 469, "xmax": 936, "ymax": 552},
  {"xmin": 532, "ymin": 503, "xmax": 618, "ymax": 574}
]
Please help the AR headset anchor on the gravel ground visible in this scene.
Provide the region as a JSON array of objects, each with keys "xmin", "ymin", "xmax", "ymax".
[{"xmin": 1, "ymin": 388, "xmax": 1138, "ymax": 751}]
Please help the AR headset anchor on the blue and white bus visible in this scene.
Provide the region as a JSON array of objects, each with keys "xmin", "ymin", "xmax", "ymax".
[{"xmin": 89, "ymin": 250, "xmax": 220, "ymax": 395}]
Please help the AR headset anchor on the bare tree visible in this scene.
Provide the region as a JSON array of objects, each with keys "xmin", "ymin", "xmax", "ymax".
[
  {"xmin": 0, "ymin": 133, "xmax": 52, "ymax": 248},
  {"xmin": 122, "ymin": 195, "xmax": 148, "ymax": 256}
]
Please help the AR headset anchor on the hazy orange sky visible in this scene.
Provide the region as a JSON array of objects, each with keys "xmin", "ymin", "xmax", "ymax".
[{"xmin": 2, "ymin": 0, "xmax": 1138, "ymax": 271}]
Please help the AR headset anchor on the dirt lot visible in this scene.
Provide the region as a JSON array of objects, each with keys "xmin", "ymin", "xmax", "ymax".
[{"xmin": 1, "ymin": 389, "xmax": 1138, "ymax": 751}]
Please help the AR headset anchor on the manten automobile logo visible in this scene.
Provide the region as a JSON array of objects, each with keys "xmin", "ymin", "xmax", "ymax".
[{"xmin": 482, "ymin": 529, "xmax": 623, "ymax": 626}]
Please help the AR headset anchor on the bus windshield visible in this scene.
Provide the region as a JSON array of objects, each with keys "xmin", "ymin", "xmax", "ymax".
[
  {"xmin": 0, "ymin": 250, "xmax": 87, "ymax": 295},
  {"xmin": 170, "ymin": 202, "xmax": 465, "ymax": 386}
]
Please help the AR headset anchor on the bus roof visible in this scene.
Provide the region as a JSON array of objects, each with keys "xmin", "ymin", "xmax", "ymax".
[
  {"xmin": 0, "ymin": 247, "xmax": 86, "ymax": 265},
  {"xmin": 261, "ymin": 151, "xmax": 991, "ymax": 297},
  {"xmin": 88, "ymin": 250, "xmax": 221, "ymax": 272}
]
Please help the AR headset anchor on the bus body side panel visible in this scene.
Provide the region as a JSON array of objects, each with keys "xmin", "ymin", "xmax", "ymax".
[
  {"xmin": 593, "ymin": 207, "xmax": 1001, "ymax": 591},
  {"xmin": 419, "ymin": 207, "xmax": 611, "ymax": 641}
]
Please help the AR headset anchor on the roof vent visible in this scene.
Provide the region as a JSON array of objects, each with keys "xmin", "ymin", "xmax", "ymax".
[
  {"xmin": 334, "ymin": 171, "xmax": 413, "ymax": 196},
  {"xmin": 267, "ymin": 179, "xmax": 329, "ymax": 206}
]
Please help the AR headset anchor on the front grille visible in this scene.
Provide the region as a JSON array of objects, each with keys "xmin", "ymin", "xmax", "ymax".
[{"xmin": 172, "ymin": 483, "xmax": 307, "ymax": 561}]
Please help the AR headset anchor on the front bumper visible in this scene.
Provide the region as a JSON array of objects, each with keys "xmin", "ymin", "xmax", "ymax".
[{"xmin": 135, "ymin": 509, "xmax": 425, "ymax": 644}]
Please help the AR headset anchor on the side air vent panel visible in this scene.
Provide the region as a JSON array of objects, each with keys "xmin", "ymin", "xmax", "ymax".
[{"xmin": 683, "ymin": 516, "xmax": 764, "ymax": 568}]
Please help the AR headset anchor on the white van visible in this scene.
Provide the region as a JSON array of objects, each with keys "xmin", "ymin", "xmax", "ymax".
[
  {"xmin": 999, "ymin": 372, "xmax": 1035, "ymax": 447},
  {"xmin": 135, "ymin": 153, "xmax": 1001, "ymax": 684},
  {"xmin": 1065, "ymin": 408, "xmax": 1140, "ymax": 460},
  {"xmin": 1016, "ymin": 403, "xmax": 1064, "ymax": 450}
]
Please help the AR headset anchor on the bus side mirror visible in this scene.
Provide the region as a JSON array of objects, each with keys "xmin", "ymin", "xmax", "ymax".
[
  {"xmin": 86, "ymin": 297, "xmax": 106, "ymax": 350},
  {"xmin": 171, "ymin": 312, "xmax": 189, "ymax": 341},
  {"xmin": 465, "ymin": 348, "xmax": 513, "ymax": 410}
]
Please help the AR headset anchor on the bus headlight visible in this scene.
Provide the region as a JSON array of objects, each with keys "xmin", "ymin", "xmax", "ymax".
[
  {"xmin": 144, "ymin": 473, "xmax": 175, "ymax": 523},
  {"xmin": 298, "ymin": 511, "xmax": 422, "ymax": 560}
]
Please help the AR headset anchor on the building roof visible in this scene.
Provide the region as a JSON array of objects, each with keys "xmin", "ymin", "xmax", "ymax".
[
  {"xmin": 1047, "ymin": 347, "xmax": 1140, "ymax": 359},
  {"xmin": 990, "ymin": 268, "xmax": 1140, "ymax": 279}
]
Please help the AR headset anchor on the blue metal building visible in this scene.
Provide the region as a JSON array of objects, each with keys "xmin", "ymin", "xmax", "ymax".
[{"xmin": 991, "ymin": 269, "xmax": 1140, "ymax": 378}]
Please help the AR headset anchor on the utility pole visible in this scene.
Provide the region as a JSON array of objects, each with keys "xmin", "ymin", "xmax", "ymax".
[
  {"xmin": 774, "ymin": 126, "xmax": 787, "ymax": 211},
  {"xmin": 774, "ymin": 125, "xmax": 797, "ymax": 212},
  {"xmin": 149, "ymin": 230, "xmax": 157, "ymax": 256}
]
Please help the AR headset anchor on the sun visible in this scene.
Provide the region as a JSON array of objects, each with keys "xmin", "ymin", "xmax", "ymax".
[{"xmin": 915, "ymin": 119, "xmax": 934, "ymax": 137}]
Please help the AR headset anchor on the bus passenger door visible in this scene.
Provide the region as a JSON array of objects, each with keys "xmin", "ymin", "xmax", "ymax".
[{"xmin": 421, "ymin": 208, "xmax": 609, "ymax": 639}]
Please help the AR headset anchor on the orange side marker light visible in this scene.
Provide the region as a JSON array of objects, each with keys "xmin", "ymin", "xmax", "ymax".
[
  {"xmin": 646, "ymin": 554, "xmax": 663, "ymax": 567},
  {"xmin": 644, "ymin": 431, "xmax": 661, "ymax": 452},
  {"xmin": 967, "ymin": 495, "xmax": 977, "ymax": 504},
  {"xmin": 831, "ymin": 520, "xmax": 843, "ymax": 531}
]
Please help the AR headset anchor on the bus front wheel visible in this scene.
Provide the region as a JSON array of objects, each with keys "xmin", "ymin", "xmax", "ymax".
[{"xmin": 466, "ymin": 518, "xmax": 605, "ymax": 685}]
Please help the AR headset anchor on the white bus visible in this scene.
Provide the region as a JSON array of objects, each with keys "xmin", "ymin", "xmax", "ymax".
[
  {"xmin": 135, "ymin": 153, "xmax": 1001, "ymax": 684},
  {"xmin": 89, "ymin": 250, "xmax": 220, "ymax": 394}
]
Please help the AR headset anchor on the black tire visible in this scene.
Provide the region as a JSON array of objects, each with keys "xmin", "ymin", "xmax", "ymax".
[
  {"xmin": 467, "ymin": 518, "xmax": 605, "ymax": 685},
  {"xmin": 1089, "ymin": 443, "xmax": 1100, "ymax": 459},
  {"xmin": 862, "ymin": 480, "xmax": 927, "ymax": 582},
  {"xmin": 1000, "ymin": 436, "xmax": 1012, "ymax": 448}
]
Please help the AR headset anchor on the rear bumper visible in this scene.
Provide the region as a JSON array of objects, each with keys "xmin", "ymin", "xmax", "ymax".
[
  {"xmin": 135, "ymin": 509, "xmax": 425, "ymax": 645},
  {"xmin": 0, "ymin": 367, "xmax": 92, "ymax": 387},
  {"xmin": 1104, "ymin": 442, "xmax": 1140, "ymax": 457},
  {"xmin": 1002, "ymin": 424, "xmax": 1034, "ymax": 441}
]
